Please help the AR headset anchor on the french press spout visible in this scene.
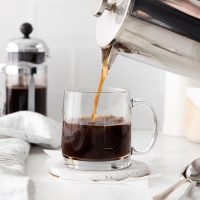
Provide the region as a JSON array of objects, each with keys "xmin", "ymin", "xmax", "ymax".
[
  {"xmin": 93, "ymin": 0, "xmax": 200, "ymax": 80},
  {"xmin": 1, "ymin": 23, "xmax": 49, "ymax": 115}
]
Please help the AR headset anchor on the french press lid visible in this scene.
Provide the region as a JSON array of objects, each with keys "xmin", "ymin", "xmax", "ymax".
[
  {"xmin": 6, "ymin": 23, "xmax": 49, "ymax": 64},
  {"xmin": 93, "ymin": 0, "xmax": 131, "ymax": 48}
]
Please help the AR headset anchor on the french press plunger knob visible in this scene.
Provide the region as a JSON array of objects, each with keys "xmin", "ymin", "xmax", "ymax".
[
  {"xmin": 92, "ymin": 0, "xmax": 115, "ymax": 17},
  {"xmin": 20, "ymin": 23, "xmax": 33, "ymax": 38}
]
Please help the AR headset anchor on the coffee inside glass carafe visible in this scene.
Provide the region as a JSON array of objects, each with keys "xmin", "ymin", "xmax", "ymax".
[
  {"xmin": 2, "ymin": 23, "xmax": 49, "ymax": 115},
  {"xmin": 5, "ymin": 66, "xmax": 47, "ymax": 115}
]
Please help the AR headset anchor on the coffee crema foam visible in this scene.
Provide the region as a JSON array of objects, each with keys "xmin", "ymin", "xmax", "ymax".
[{"xmin": 67, "ymin": 116, "xmax": 127, "ymax": 126}]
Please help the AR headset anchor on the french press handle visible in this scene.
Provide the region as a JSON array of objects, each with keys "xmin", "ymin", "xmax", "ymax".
[{"xmin": 92, "ymin": 0, "xmax": 116, "ymax": 17}]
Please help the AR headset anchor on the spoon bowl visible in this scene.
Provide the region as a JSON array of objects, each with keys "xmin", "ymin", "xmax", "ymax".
[
  {"xmin": 186, "ymin": 158, "xmax": 200, "ymax": 183},
  {"xmin": 153, "ymin": 158, "xmax": 200, "ymax": 200}
]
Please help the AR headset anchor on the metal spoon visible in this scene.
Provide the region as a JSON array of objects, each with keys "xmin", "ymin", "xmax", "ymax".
[
  {"xmin": 179, "ymin": 158, "xmax": 200, "ymax": 200},
  {"xmin": 185, "ymin": 158, "xmax": 200, "ymax": 183},
  {"xmin": 153, "ymin": 158, "xmax": 200, "ymax": 200}
]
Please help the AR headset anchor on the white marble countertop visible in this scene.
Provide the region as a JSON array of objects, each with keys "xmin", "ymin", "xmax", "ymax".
[{"xmin": 25, "ymin": 133, "xmax": 200, "ymax": 200}]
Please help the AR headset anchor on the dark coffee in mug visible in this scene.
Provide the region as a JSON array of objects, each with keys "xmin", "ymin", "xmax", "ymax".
[
  {"xmin": 6, "ymin": 85, "xmax": 47, "ymax": 115},
  {"xmin": 62, "ymin": 116, "xmax": 131, "ymax": 161}
]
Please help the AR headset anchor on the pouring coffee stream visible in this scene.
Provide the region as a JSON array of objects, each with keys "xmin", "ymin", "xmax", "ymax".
[
  {"xmin": 92, "ymin": 0, "xmax": 200, "ymax": 121},
  {"xmin": 91, "ymin": 46, "xmax": 112, "ymax": 122}
]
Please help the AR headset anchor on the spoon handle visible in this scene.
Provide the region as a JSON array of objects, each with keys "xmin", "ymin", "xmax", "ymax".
[{"xmin": 153, "ymin": 178, "xmax": 187, "ymax": 200}]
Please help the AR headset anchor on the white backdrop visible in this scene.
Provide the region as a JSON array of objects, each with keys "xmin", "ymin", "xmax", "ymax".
[{"xmin": 0, "ymin": 0, "xmax": 165, "ymax": 129}]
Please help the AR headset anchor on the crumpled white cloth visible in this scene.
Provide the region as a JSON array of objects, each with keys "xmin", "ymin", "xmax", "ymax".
[
  {"xmin": 0, "ymin": 138, "xmax": 30, "ymax": 200},
  {"xmin": 0, "ymin": 138, "xmax": 30, "ymax": 174},
  {"xmin": 0, "ymin": 111, "xmax": 62, "ymax": 200},
  {"xmin": 0, "ymin": 111, "xmax": 62, "ymax": 149}
]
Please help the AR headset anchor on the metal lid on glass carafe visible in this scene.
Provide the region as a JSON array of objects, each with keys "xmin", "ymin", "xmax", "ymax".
[
  {"xmin": 6, "ymin": 23, "xmax": 49, "ymax": 64},
  {"xmin": 93, "ymin": 0, "xmax": 131, "ymax": 48}
]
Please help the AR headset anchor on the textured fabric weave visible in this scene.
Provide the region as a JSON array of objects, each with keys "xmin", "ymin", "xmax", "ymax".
[
  {"xmin": 0, "ymin": 111, "xmax": 62, "ymax": 149},
  {"xmin": 0, "ymin": 111, "xmax": 62, "ymax": 200}
]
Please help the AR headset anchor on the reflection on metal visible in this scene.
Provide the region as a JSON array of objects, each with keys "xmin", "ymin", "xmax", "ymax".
[
  {"xmin": 151, "ymin": 43, "xmax": 183, "ymax": 56},
  {"xmin": 94, "ymin": 0, "xmax": 200, "ymax": 79}
]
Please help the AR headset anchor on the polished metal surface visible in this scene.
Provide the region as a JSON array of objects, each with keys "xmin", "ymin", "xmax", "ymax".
[
  {"xmin": 6, "ymin": 37, "xmax": 48, "ymax": 53},
  {"xmin": 153, "ymin": 178, "xmax": 187, "ymax": 200},
  {"xmin": 4, "ymin": 64, "xmax": 47, "ymax": 76},
  {"xmin": 92, "ymin": 0, "xmax": 115, "ymax": 17},
  {"xmin": 1, "ymin": 23, "xmax": 48, "ymax": 115},
  {"xmin": 6, "ymin": 23, "xmax": 49, "ymax": 66},
  {"xmin": 130, "ymin": 0, "xmax": 200, "ymax": 41},
  {"xmin": 186, "ymin": 158, "xmax": 200, "ymax": 183},
  {"xmin": 28, "ymin": 71, "xmax": 36, "ymax": 112},
  {"xmin": 153, "ymin": 158, "xmax": 200, "ymax": 200},
  {"xmin": 94, "ymin": 0, "xmax": 200, "ymax": 79},
  {"xmin": 96, "ymin": 0, "xmax": 131, "ymax": 48}
]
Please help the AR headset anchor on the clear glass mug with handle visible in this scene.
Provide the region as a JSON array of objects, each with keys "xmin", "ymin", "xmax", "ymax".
[{"xmin": 62, "ymin": 87, "xmax": 158, "ymax": 171}]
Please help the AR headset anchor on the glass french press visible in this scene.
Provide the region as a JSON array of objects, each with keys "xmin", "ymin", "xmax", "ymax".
[{"xmin": 0, "ymin": 23, "xmax": 49, "ymax": 115}]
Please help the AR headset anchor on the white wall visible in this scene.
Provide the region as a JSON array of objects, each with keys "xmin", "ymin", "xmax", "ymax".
[{"xmin": 0, "ymin": 0, "xmax": 165, "ymax": 128}]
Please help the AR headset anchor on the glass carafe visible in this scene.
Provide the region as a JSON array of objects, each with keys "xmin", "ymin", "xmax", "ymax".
[
  {"xmin": 5, "ymin": 64, "xmax": 47, "ymax": 115},
  {"xmin": 0, "ymin": 23, "xmax": 49, "ymax": 116}
]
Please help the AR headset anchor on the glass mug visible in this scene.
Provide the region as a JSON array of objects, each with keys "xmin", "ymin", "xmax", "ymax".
[{"xmin": 62, "ymin": 87, "xmax": 158, "ymax": 171}]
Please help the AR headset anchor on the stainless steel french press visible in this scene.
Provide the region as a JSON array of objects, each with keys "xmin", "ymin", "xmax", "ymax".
[{"xmin": 93, "ymin": 0, "xmax": 200, "ymax": 79}]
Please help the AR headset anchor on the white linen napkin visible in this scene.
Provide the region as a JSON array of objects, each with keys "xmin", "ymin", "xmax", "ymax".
[
  {"xmin": 0, "ymin": 138, "xmax": 30, "ymax": 200},
  {"xmin": 0, "ymin": 138, "xmax": 30, "ymax": 174},
  {"xmin": 0, "ymin": 111, "xmax": 62, "ymax": 200},
  {"xmin": 0, "ymin": 111, "xmax": 62, "ymax": 149}
]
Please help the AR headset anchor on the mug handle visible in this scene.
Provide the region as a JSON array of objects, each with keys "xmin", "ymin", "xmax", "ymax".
[{"xmin": 130, "ymin": 98, "xmax": 159, "ymax": 155}]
